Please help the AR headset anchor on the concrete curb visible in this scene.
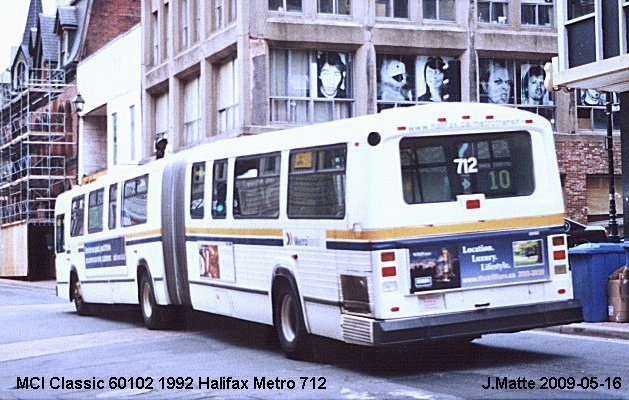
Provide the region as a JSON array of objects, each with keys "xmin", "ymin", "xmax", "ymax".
[{"xmin": 541, "ymin": 322, "xmax": 629, "ymax": 341}]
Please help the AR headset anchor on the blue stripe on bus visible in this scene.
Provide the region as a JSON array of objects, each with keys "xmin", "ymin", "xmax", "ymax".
[
  {"xmin": 326, "ymin": 226, "xmax": 566, "ymax": 251},
  {"xmin": 72, "ymin": 226, "xmax": 565, "ymax": 253},
  {"xmin": 127, "ymin": 236, "xmax": 163, "ymax": 246},
  {"xmin": 186, "ymin": 235, "xmax": 284, "ymax": 247}
]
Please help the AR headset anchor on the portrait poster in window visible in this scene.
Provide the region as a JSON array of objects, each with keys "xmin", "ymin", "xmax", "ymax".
[
  {"xmin": 316, "ymin": 51, "xmax": 348, "ymax": 99},
  {"xmin": 377, "ymin": 55, "xmax": 415, "ymax": 102},
  {"xmin": 577, "ymin": 89, "xmax": 606, "ymax": 107},
  {"xmin": 415, "ymin": 55, "xmax": 458, "ymax": 102},
  {"xmin": 521, "ymin": 63, "xmax": 552, "ymax": 106},
  {"xmin": 479, "ymin": 58, "xmax": 514, "ymax": 104}
]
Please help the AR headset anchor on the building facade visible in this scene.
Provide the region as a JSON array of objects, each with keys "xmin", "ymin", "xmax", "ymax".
[
  {"xmin": 141, "ymin": 0, "xmax": 620, "ymax": 226},
  {"xmin": 0, "ymin": 0, "xmax": 141, "ymax": 278},
  {"xmin": 553, "ymin": 0, "xmax": 628, "ymax": 236},
  {"xmin": 77, "ymin": 25, "xmax": 142, "ymax": 179}
]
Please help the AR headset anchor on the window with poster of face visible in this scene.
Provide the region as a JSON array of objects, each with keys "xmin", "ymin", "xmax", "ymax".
[
  {"xmin": 478, "ymin": 58, "xmax": 556, "ymax": 127},
  {"xmin": 376, "ymin": 54, "xmax": 461, "ymax": 112},
  {"xmin": 576, "ymin": 89, "xmax": 620, "ymax": 131},
  {"xmin": 270, "ymin": 49, "xmax": 353, "ymax": 124}
]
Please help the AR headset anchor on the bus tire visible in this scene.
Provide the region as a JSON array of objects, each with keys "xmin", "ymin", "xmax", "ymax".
[
  {"xmin": 273, "ymin": 283, "xmax": 311, "ymax": 359},
  {"xmin": 139, "ymin": 274, "xmax": 170, "ymax": 330},
  {"xmin": 71, "ymin": 273, "xmax": 91, "ymax": 316}
]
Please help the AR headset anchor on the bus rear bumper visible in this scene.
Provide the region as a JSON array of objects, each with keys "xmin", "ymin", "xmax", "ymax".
[{"xmin": 371, "ymin": 300, "xmax": 583, "ymax": 346}]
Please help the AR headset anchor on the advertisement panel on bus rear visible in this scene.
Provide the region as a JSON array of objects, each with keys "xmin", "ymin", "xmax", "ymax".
[{"xmin": 409, "ymin": 234, "xmax": 548, "ymax": 293}]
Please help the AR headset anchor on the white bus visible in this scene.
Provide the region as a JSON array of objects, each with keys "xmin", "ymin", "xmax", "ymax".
[{"xmin": 55, "ymin": 103, "xmax": 582, "ymax": 357}]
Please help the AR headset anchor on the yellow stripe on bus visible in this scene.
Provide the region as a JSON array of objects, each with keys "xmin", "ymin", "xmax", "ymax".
[
  {"xmin": 125, "ymin": 229, "xmax": 162, "ymax": 240},
  {"xmin": 326, "ymin": 214, "xmax": 565, "ymax": 241},
  {"xmin": 186, "ymin": 227, "xmax": 284, "ymax": 237}
]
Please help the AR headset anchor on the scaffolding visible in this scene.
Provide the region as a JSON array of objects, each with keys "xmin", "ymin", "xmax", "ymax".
[
  {"xmin": 0, "ymin": 69, "xmax": 73, "ymax": 226},
  {"xmin": 0, "ymin": 67, "xmax": 74, "ymax": 228}
]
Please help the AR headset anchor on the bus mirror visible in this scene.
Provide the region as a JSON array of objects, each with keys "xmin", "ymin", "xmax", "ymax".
[{"xmin": 155, "ymin": 137, "xmax": 168, "ymax": 159}]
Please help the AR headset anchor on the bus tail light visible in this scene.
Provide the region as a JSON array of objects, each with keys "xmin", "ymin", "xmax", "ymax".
[
  {"xmin": 381, "ymin": 266, "xmax": 397, "ymax": 277},
  {"xmin": 558, "ymin": 289, "xmax": 566, "ymax": 295},
  {"xmin": 552, "ymin": 236, "xmax": 565, "ymax": 246},
  {"xmin": 381, "ymin": 251, "xmax": 396, "ymax": 262},
  {"xmin": 466, "ymin": 199, "xmax": 481, "ymax": 209},
  {"xmin": 382, "ymin": 281, "xmax": 398, "ymax": 292},
  {"xmin": 553, "ymin": 250, "xmax": 566, "ymax": 261},
  {"xmin": 554, "ymin": 264, "xmax": 567, "ymax": 274}
]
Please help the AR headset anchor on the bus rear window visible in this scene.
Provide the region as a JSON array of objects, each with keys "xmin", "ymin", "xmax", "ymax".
[{"xmin": 400, "ymin": 131, "xmax": 534, "ymax": 204}]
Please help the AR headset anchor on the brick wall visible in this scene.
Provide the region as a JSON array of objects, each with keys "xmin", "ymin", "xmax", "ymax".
[
  {"xmin": 82, "ymin": 0, "xmax": 141, "ymax": 59},
  {"xmin": 555, "ymin": 134, "xmax": 622, "ymax": 223}
]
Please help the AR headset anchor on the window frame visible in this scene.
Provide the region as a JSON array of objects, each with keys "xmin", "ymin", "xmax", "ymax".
[
  {"xmin": 269, "ymin": 49, "xmax": 354, "ymax": 124},
  {"xmin": 287, "ymin": 144, "xmax": 347, "ymax": 220},
  {"xmin": 233, "ymin": 152, "xmax": 281, "ymax": 219},
  {"xmin": 399, "ymin": 131, "xmax": 535, "ymax": 205},
  {"xmin": 477, "ymin": 0, "xmax": 509, "ymax": 24},
  {"xmin": 566, "ymin": 0, "xmax": 595, "ymax": 22},
  {"xmin": 318, "ymin": 0, "xmax": 351, "ymax": 15},
  {"xmin": 181, "ymin": 0, "xmax": 190, "ymax": 49},
  {"xmin": 122, "ymin": 174, "xmax": 149, "ymax": 227},
  {"xmin": 55, "ymin": 213, "xmax": 65, "ymax": 253},
  {"xmin": 212, "ymin": 159, "xmax": 228, "ymax": 219},
  {"xmin": 190, "ymin": 161, "xmax": 206, "ymax": 220},
  {"xmin": 108, "ymin": 183, "xmax": 118, "ymax": 230},
  {"xmin": 70, "ymin": 195, "xmax": 85, "ymax": 238},
  {"xmin": 268, "ymin": 0, "xmax": 302, "ymax": 13},
  {"xmin": 477, "ymin": 58, "xmax": 556, "ymax": 127},
  {"xmin": 216, "ymin": 58, "xmax": 240, "ymax": 133},
  {"xmin": 520, "ymin": 0, "xmax": 554, "ymax": 27},
  {"xmin": 87, "ymin": 188, "xmax": 105, "ymax": 234},
  {"xmin": 422, "ymin": 0, "xmax": 456, "ymax": 22}
]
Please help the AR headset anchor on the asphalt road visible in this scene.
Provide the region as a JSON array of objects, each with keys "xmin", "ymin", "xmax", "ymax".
[{"xmin": 0, "ymin": 283, "xmax": 627, "ymax": 399}]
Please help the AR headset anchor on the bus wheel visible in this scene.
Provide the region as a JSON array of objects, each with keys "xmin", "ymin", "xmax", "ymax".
[
  {"xmin": 139, "ymin": 274, "xmax": 168, "ymax": 330},
  {"xmin": 273, "ymin": 283, "xmax": 311, "ymax": 359},
  {"xmin": 71, "ymin": 274, "xmax": 91, "ymax": 316}
]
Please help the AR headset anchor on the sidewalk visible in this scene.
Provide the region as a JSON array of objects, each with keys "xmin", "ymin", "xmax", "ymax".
[{"xmin": 1, "ymin": 278, "xmax": 628, "ymax": 341}]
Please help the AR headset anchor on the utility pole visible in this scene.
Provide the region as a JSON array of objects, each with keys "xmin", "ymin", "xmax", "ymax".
[{"xmin": 606, "ymin": 92, "xmax": 620, "ymax": 242}]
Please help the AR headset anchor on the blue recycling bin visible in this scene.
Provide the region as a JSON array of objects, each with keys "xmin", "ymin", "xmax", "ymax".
[{"xmin": 569, "ymin": 243, "xmax": 626, "ymax": 322}]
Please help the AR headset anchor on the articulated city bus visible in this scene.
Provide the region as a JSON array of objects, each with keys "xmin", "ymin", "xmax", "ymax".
[{"xmin": 55, "ymin": 103, "xmax": 582, "ymax": 357}]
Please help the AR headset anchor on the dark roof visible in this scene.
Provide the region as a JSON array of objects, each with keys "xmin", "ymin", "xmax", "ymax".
[
  {"xmin": 21, "ymin": 0, "xmax": 43, "ymax": 47},
  {"xmin": 38, "ymin": 14, "xmax": 58, "ymax": 62},
  {"xmin": 57, "ymin": 6, "xmax": 78, "ymax": 28}
]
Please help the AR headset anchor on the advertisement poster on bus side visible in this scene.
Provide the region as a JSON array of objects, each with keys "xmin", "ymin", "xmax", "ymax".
[
  {"xmin": 409, "ymin": 237, "xmax": 549, "ymax": 293},
  {"xmin": 84, "ymin": 237, "xmax": 127, "ymax": 269}
]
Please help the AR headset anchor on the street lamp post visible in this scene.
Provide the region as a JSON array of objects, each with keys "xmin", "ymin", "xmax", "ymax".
[
  {"xmin": 606, "ymin": 93, "xmax": 620, "ymax": 242},
  {"xmin": 72, "ymin": 93, "xmax": 85, "ymax": 185}
]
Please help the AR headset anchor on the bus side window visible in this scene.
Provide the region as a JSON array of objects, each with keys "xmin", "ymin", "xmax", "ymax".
[
  {"xmin": 233, "ymin": 153, "xmax": 280, "ymax": 219},
  {"xmin": 288, "ymin": 144, "xmax": 346, "ymax": 219},
  {"xmin": 88, "ymin": 188, "xmax": 104, "ymax": 233},
  {"xmin": 212, "ymin": 159, "xmax": 227, "ymax": 219},
  {"xmin": 190, "ymin": 162, "xmax": 205, "ymax": 219},
  {"xmin": 70, "ymin": 195, "xmax": 85, "ymax": 237},
  {"xmin": 108, "ymin": 183, "xmax": 117, "ymax": 230},
  {"xmin": 122, "ymin": 174, "xmax": 149, "ymax": 227},
  {"xmin": 55, "ymin": 214, "xmax": 65, "ymax": 253}
]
